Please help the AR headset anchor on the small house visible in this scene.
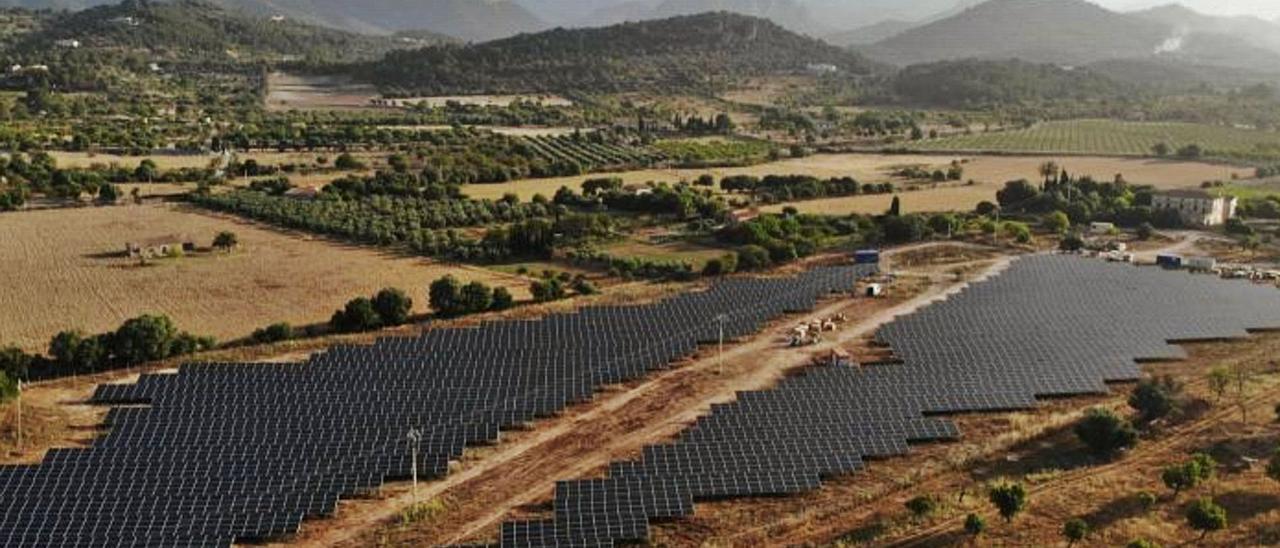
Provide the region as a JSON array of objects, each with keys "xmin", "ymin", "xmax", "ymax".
[
  {"xmin": 127, "ymin": 235, "xmax": 195, "ymax": 259},
  {"xmin": 1151, "ymin": 190, "xmax": 1237, "ymax": 227}
]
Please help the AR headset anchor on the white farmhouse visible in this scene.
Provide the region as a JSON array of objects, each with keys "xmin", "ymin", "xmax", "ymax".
[{"xmin": 1151, "ymin": 189, "xmax": 1237, "ymax": 227}]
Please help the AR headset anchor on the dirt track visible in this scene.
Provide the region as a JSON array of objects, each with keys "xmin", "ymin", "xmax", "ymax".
[{"xmin": 290, "ymin": 247, "xmax": 1011, "ymax": 547}]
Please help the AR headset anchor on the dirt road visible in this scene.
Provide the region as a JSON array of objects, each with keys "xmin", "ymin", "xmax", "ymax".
[{"xmin": 294, "ymin": 251, "xmax": 1011, "ymax": 547}]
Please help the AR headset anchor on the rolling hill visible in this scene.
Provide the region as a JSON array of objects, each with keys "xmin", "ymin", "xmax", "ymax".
[
  {"xmin": 1133, "ymin": 4, "xmax": 1280, "ymax": 54},
  {"xmin": 362, "ymin": 12, "xmax": 877, "ymax": 95},
  {"xmin": 2, "ymin": 0, "xmax": 430, "ymax": 64},
  {"xmin": 825, "ymin": 19, "xmax": 916, "ymax": 47},
  {"xmin": 0, "ymin": 0, "xmax": 546, "ymax": 41},
  {"xmin": 578, "ymin": 0, "xmax": 829, "ymax": 36}
]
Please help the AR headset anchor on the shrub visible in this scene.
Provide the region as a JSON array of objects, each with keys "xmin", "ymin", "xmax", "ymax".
[
  {"xmin": 572, "ymin": 277, "xmax": 598, "ymax": 295},
  {"xmin": 1043, "ymin": 211, "xmax": 1070, "ymax": 234},
  {"xmin": 963, "ymin": 513, "xmax": 986, "ymax": 537},
  {"xmin": 904, "ymin": 495, "xmax": 937, "ymax": 519},
  {"xmin": 988, "ymin": 481, "xmax": 1027, "ymax": 523},
  {"xmin": 1127, "ymin": 539, "xmax": 1160, "ymax": 548},
  {"xmin": 252, "ymin": 322, "xmax": 294, "ymax": 344},
  {"xmin": 1062, "ymin": 518, "xmax": 1089, "ymax": 547},
  {"xmin": 460, "ymin": 282, "xmax": 493, "ymax": 314},
  {"xmin": 372, "ymin": 288, "xmax": 413, "ymax": 326},
  {"xmin": 1185, "ymin": 498, "xmax": 1227, "ymax": 539},
  {"xmin": 490, "ymin": 287, "xmax": 515, "ymax": 311},
  {"xmin": 1074, "ymin": 408, "xmax": 1138, "ymax": 458},
  {"xmin": 1161, "ymin": 454, "xmax": 1215, "ymax": 498},
  {"xmin": 0, "ymin": 345, "xmax": 33, "ymax": 379},
  {"xmin": 212, "ymin": 231, "xmax": 238, "ymax": 251},
  {"xmin": 1059, "ymin": 233, "xmax": 1085, "ymax": 251},
  {"xmin": 429, "ymin": 275, "xmax": 464, "ymax": 317},
  {"xmin": 331, "ymin": 297, "xmax": 381, "ymax": 333},
  {"xmin": 1137, "ymin": 491, "xmax": 1157, "ymax": 511},
  {"xmin": 531, "ymin": 278, "xmax": 566, "ymax": 303},
  {"xmin": 736, "ymin": 245, "xmax": 771, "ymax": 271},
  {"xmin": 1136, "ymin": 222, "xmax": 1155, "ymax": 240},
  {"xmin": 1129, "ymin": 376, "xmax": 1182, "ymax": 423},
  {"xmin": 0, "ymin": 371, "xmax": 17, "ymax": 403}
]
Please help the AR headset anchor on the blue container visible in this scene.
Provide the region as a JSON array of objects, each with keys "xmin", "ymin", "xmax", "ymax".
[
  {"xmin": 854, "ymin": 250, "xmax": 880, "ymax": 265},
  {"xmin": 1156, "ymin": 254, "xmax": 1183, "ymax": 269}
]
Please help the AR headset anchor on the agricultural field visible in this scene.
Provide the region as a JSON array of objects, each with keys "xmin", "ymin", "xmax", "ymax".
[
  {"xmin": 653, "ymin": 137, "xmax": 773, "ymax": 166},
  {"xmin": 600, "ymin": 238, "xmax": 729, "ymax": 269},
  {"xmin": 907, "ymin": 120, "xmax": 1280, "ymax": 160},
  {"xmin": 521, "ymin": 134, "xmax": 665, "ymax": 170},
  {"xmin": 265, "ymin": 72, "xmax": 380, "ymax": 111},
  {"xmin": 462, "ymin": 153, "xmax": 1250, "ymax": 207},
  {"xmin": 0, "ymin": 204, "xmax": 526, "ymax": 353}
]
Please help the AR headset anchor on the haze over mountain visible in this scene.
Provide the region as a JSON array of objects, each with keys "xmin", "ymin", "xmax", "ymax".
[{"xmin": 864, "ymin": 0, "xmax": 1280, "ymax": 76}]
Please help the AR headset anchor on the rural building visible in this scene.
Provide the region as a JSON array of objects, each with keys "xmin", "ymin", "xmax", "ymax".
[
  {"xmin": 1151, "ymin": 190, "xmax": 1237, "ymax": 226},
  {"xmin": 126, "ymin": 235, "xmax": 195, "ymax": 259},
  {"xmin": 1089, "ymin": 222, "xmax": 1115, "ymax": 234}
]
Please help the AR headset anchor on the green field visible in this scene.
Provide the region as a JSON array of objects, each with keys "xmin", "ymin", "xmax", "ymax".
[
  {"xmin": 907, "ymin": 120, "xmax": 1280, "ymax": 160},
  {"xmin": 653, "ymin": 138, "xmax": 774, "ymax": 166}
]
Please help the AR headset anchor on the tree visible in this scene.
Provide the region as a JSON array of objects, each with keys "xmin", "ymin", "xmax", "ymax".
[
  {"xmin": 531, "ymin": 278, "xmax": 565, "ymax": 302},
  {"xmin": 964, "ymin": 513, "xmax": 986, "ymax": 538},
  {"xmin": 429, "ymin": 275, "xmax": 464, "ymax": 317},
  {"xmin": 1207, "ymin": 366, "xmax": 1231, "ymax": 403},
  {"xmin": 905, "ymin": 495, "xmax": 937, "ymax": 519},
  {"xmin": 372, "ymin": 288, "xmax": 413, "ymax": 326},
  {"xmin": 1074, "ymin": 407, "xmax": 1138, "ymax": 458},
  {"xmin": 1185, "ymin": 498, "xmax": 1227, "ymax": 539},
  {"xmin": 334, "ymin": 153, "xmax": 365, "ymax": 170},
  {"xmin": 736, "ymin": 245, "xmax": 771, "ymax": 271},
  {"xmin": 330, "ymin": 298, "xmax": 381, "ymax": 333},
  {"xmin": 1038, "ymin": 161, "xmax": 1060, "ymax": 184},
  {"xmin": 1062, "ymin": 518, "xmax": 1089, "ymax": 547},
  {"xmin": 887, "ymin": 195, "xmax": 902, "ymax": 217},
  {"xmin": 251, "ymin": 322, "xmax": 294, "ymax": 344},
  {"xmin": 1161, "ymin": 455, "xmax": 1214, "ymax": 499},
  {"xmin": 134, "ymin": 159, "xmax": 158, "ymax": 182},
  {"xmin": 1176, "ymin": 144, "xmax": 1204, "ymax": 159},
  {"xmin": 97, "ymin": 183, "xmax": 119, "ymax": 204},
  {"xmin": 0, "ymin": 345, "xmax": 34, "ymax": 380},
  {"xmin": 212, "ymin": 231, "xmax": 238, "ymax": 252},
  {"xmin": 1059, "ymin": 233, "xmax": 1085, "ymax": 252},
  {"xmin": 460, "ymin": 281, "xmax": 493, "ymax": 314},
  {"xmin": 49, "ymin": 330, "xmax": 105, "ymax": 373},
  {"xmin": 1136, "ymin": 222, "xmax": 1155, "ymax": 241},
  {"xmin": 1152, "ymin": 142, "xmax": 1170, "ymax": 157},
  {"xmin": 1129, "ymin": 376, "xmax": 1181, "ymax": 423},
  {"xmin": 997, "ymin": 179, "xmax": 1039, "ymax": 209},
  {"xmin": 1043, "ymin": 211, "xmax": 1070, "ymax": 234},
  {"xmin": 988, "ymin": 481, "xmax": 1027, "ymax": 523},
  {"xmin": 490, "ymin": 287, "xmax": 515, "ymax": 311},
  {"xmin": 112, "ymin": 314, "xmax": 181, "ymax": 365}
]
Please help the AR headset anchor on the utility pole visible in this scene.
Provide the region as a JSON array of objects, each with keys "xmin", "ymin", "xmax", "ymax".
[
  {"xmin": 715, "ymin": 314, "xmax": 728, "ymax": 376},
  {"xmin": 14, "ymin": 380, "xmax": 22, "ymax": 453},
  {"xmin": 406, "ymin": 427, "xmax": 421, "ymax": 507}
]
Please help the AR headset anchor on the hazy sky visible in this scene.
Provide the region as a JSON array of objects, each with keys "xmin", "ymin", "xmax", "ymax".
[{"xmin": 1099, "ymin": 0, "xmax": 1280, "ymax": 19}]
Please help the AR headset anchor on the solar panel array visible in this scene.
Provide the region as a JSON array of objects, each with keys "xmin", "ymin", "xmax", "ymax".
[
  {"xmin": 502, "ymin": 255, "xmax": 1280, "ymax": 547},
  {"xmin": 0, "ymin": 264, "xmax": 876, "ymax": 548}
]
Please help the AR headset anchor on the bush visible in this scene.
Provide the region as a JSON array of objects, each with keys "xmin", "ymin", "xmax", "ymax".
[
  {"xmin": 904, "ymin": 495, "xmax": 937, "ymax": 519},
  {"xmin": 572, "ymin": 277, "xmax": 598, "ymax": 295},
  {"xmin": 531, "ymin": 278, "xmax": 566, "ymax": 303},
  {"xmin": 1074, "ymin": 408, "xmax": 1138, "ymax": 458},
  {"xmin": 490, "ymin": 287, "xmax": 515, "ymax": 311},
  {"xmin": 1129, "ymin": 376, "xmax": 1182, "ymax": 423},
  {"xmin": 331, "ymin": 297, "xmax": 381, "ymax": 333},
  {"xmin": 736, "ymin": 245, "xmax": 771, "ymax": 271},
  {"xmin": 252, "ymin": 322, "xmax": 294, "ymax": 344},
  {"xmin": 1043, "ymin": 211, "xmax": 1070, "ymax": 234},
  {"xmin": 1161, "ymin": 454, "xmax": 1216, "ymax": 498},
  {"xmin": 1137, "ymin": 491, "xmax": 1157, "ymax": 511},
  {"xmin": 0, "ymin": 345, "xmax": 33, "ymax": 380},
  {"xmin": 964, "ymin": 513, "xmax": 986, "ymax": 537},
  {"xmin": 1059, "ymin": 234, "xmax": 1085, "ymax": 252},
  {"xmin": 460, "ymin": 282, "xmax": 493, "ymax": 314},
  {"xmin": 1127, "ymin": 539, "xmax": 1160, "ymax": 548},
  {"xmin": 988, "ymin": 481, "xmax": 1028, "ymax": 523},
  {"xmin": 113, "ymin": 314, "xmax": 179, "ymax": 365},
  {"xmin": 1062, "ymin": 518, "xmax": 1089, "ymax": 546},
  {"xmin": 372, "ymin": 288, "xmax": 413, "ymax": 326},
  {"xmin": 1136, "ymin": 222, "xmax": 1154, "ymax": 240},
  {"xmin": 1185, "ymin": 497, "xmax": 1227, "ymax": 539},
  {"xmin": 429, "ymin": 275, "xmax": 464, "ymax": 317}
]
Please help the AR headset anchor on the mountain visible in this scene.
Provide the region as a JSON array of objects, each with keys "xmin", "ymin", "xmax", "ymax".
[
  {"xmin": 3, "ymin": 0, "xmax": 425, "ymax": 64},
  {"xmin": 579, "ymin": 0, "xmax": 829, "ymax": 36},
  {"xmin": 362, "ymin": 12, "xmax": 877, "ymax": 95},
  {"xmin": 0, "ymin": 0, "xmax": 546, "ymax": 41},
  {"xmin": 891, "ymin": 58, "xmax": 1136, "ymax": 108},
  {"xmin": 1133, "ymin": 4, "xmax": 1280, "ymax": 54},
  {"xmin": 866, "ymin": 0, "xmax": 1171, "ymax": 66},
  {"xmin": 825, "ymin": 19, "xmax": 917, "ymax": 46}
]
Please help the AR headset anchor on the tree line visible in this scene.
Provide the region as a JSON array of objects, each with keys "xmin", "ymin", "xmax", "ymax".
[{"xmin": 0, "ymin": 314, "xmax": 214, "ymax": 382}]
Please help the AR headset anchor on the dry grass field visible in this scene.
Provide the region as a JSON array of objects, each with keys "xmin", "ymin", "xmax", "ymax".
[
  {"xmin": 462, "ymin": 153, "xmax": 1247, "ymax": 213},
  {"xmin": 0, "ymin": 204, "xmax": 527, "ymax": 352}
]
